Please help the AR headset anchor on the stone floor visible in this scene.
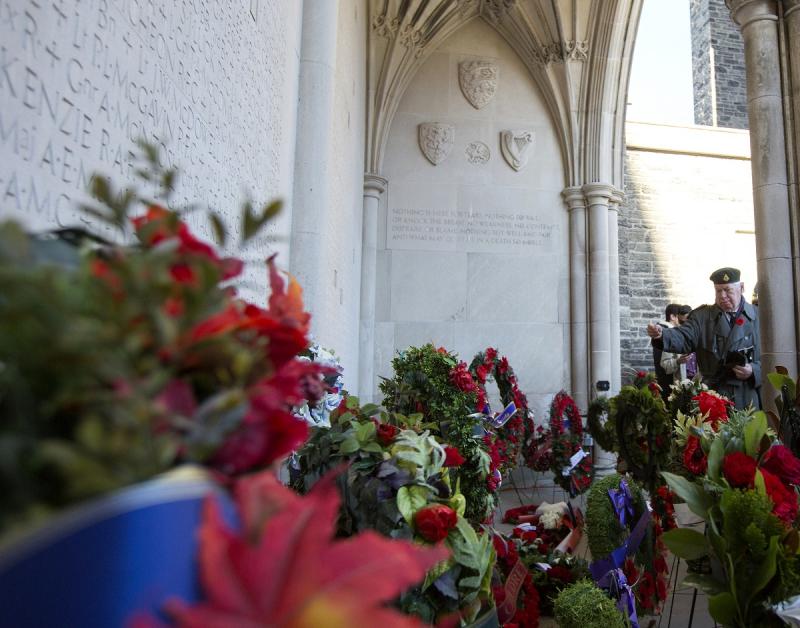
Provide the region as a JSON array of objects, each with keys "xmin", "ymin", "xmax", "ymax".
[{"xmin": 496, "ymin": 467, "xmax": 717, "ymax": 628}]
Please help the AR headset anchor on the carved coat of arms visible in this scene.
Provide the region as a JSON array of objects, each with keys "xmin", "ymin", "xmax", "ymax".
[
  {"xmin": 458, "ymin": 60, "xmax": 498, "ymax": 110},
  {"xmin": 500, "ymin": 130, "xmax": 534, "ymax": 171},
  {"xmin": 418, "ymin": 122, "xmax": 455, "ymax": 165}
]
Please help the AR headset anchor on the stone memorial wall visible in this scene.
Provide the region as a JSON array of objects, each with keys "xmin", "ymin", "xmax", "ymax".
[
  {"xmin": 377, "ymin": 19, "xmax": 569, "ymax": 419},
  {"xmin": 0, "ymin": 0, "xmax": 301, "ymax": 287}
]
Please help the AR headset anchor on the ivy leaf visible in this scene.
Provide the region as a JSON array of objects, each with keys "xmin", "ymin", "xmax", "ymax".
[{"xmin": 396, "ymin": 485, "xmax": 430, "ymax": 525}]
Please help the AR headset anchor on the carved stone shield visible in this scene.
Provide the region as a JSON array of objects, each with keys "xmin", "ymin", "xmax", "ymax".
[
  {"xmin": 458, "ymin": 60, "xmax": 498, "ymax": 110},
  {"xmin": 418, "ymin": 123, "xmax": 455, "ymax": 165},
  {"xmin": 500, "ymin": 130, "xmax": 534, "ymax": 171}
]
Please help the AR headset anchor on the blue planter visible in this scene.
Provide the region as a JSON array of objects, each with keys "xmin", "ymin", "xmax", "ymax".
[{"xmin": 0, "ymin": 467, "xmax": 228, "ymax": 628}]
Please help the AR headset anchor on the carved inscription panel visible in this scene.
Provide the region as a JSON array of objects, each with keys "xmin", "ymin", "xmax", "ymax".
[
  {"xmin": 389, "ymin": 206, "xmax": 557, "ymax": 253},
  {"xmin": 0, "ymin": 0, "xmax": 290, "ymax": 240}
]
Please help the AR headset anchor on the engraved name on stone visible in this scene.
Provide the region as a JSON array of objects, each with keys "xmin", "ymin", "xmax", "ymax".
[
  {"xmin": 465, "ymin": 141, "xmax": 490, "ymax": 165},
  {"xmin": 388, "ymin": 206, "xmax": 557, "ymax": 252},
  {"xmin": 458, "ymin": 60, "xmax": 498, "ymax": 110},
  {"xmin": 418, "ymin": 122, "xmax": 454, "ymax": 165},
  {"xmin": 1, "ymin": 0, "xmax": 276, "ymax": 234},
  {"xmin": 500, "ymin": 130, "xmax": 534, "ymax": 171}
]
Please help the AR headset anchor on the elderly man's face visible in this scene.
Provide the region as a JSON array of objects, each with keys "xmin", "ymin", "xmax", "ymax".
[{"xmin": 714, "ymin": 282, "xmax": 743, "ymax": 312}]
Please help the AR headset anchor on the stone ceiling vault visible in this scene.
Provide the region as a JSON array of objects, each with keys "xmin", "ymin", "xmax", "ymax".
[{"xmin": 366, "ymin": 0, "xmax": 644, "ymax": 187}]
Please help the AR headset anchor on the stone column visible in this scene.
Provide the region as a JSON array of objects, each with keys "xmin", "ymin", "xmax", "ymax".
[
  {"xmin": 609, "ymin": 188, "xmax": 624, "ymax": 394},
  {"xmin": 583, "ymin": 182, "xmax": 617, "ymax": 477},
  {"xmin": 783, "ymin": 0, "xmax": 800, "ymax": 370},
  {"xmin": 562, "ymin": 187, "xmax": 590, "ymax": 411},
  {"xmin": 289, "ymin": 0, "xmax": 339, "ymax": 317},
  {"xmin": 728, "ymin": 0, "xmax": 799, "ymax": 401},
  {"xmin": 358, "ymin": 174, "xmax": 388, "ymax": 402}
]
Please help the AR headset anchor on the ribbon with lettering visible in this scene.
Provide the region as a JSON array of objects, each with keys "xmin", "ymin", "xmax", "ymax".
[
  {"xmin": 497, "ymin": 558, "xmax": 528, "ymax": 624},
  {"xmin": 486, "ymin": 401, "xmax": 517, "ymax": 428}
]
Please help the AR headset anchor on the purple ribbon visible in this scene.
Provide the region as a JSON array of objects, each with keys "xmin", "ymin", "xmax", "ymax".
[
  {"xmin": 597, "ymin": 568, "xmax": 639, "ymax": 628},
  {"xmin": 608, "ymin": 479, "xmax": 635, "ymax": 527},
  {"xmin": 589, "ymin": 481, "xmax": 651, "ymax": 628}
]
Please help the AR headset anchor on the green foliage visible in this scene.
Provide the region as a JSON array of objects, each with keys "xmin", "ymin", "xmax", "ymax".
[
  {"xmin": 553, "ymin": 580, "xmax": 627, "ymax": 628},
  {"xmin": 380, "ymin": 344, "xmax": 495, "ymax": 523},
  {"xmin": 588, "ymin": 384, "xmax": 671, "ymax": 491},
  {"xmin": 0, "ymin": 143, "xmax": 286, "ymax": 536},
  {"xmin": 290, "ymin": 396, "xmax": 496, "ymax": 623},
  {"xmin": 585, "ymin": 474, "xmax": 647, "ymax": 562}
]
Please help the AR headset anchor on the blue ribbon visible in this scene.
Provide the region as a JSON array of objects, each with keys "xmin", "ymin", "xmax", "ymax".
[
  {"xmin": 608, "ymin": 479, "xmax": 636, "ymax": 527},
  {"xmin": 589, "ymin": 481, "xmax": 651, "ymax": 628},
  {"xmin": 596, "ymin": 568, "xmax": 639, "ymax": 628}
]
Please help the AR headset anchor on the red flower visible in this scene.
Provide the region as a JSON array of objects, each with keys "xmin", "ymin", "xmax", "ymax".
[
  {"xmin": 162, "ymin": 296, "xmax": 185, "ymax": 318},
  {"xmin": 449, "ymin": 361, "xmax": 478, "ymax": 393},
  {"xmin": 761, "ymin": 445, "xmax": 800, "ymax": 486},
  {"xmin": 722, "ymin": 451, "xmax": 757, "ymax": 488},
  {"xmin": 376, "ymin": 423, "xmax": 400, "ymax": 446},
  {"xmin": 475, "ymin": 363, "xmax": 490, "ymax": 383},
  {"xmin": 154, "ymin": 469, "xmax": 449, "ymax": 628},
  {"xmin": 762, "ymin": 469, "xmax": 799, "ymax": 524},
  {"xmin": 443, "ymin": 446, "xmax": 466, "ymax": 467},
  {"xmin": 547, "ymin": 565, "xmax": 574, "ymax": 584},
  {"xmin": 693, "ymin": 392, "xmax": 733, "ymax": 428},
  {"xmin": 169, "ymin": 263, "xmax": 196, "ymax": 285},
  {"xmin": 683, "ymin": 435, "xmax": 707, "ymax": 475},
  {"xmin": 736, "ymin": 317, "xmax": 744, "ymax": 326},
  {"xmin": 485, "ymin": 347, "xmax": 498, "ymax": 363},
  {"xmin": 414, "ymin": 504, "xmax": 458, "ymax": 542},
  {"xmin": 497, "ymin": 357, "xmax": 509, "ymax": 375}
]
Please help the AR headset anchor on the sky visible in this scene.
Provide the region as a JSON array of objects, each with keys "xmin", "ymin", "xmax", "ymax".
[{"xmin": 627, "ymin": 0, "xmax": 695, "ymax": 125}]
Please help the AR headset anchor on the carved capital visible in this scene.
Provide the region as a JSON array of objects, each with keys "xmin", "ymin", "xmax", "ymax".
[
  {"xmin": 609, "ymin": 187, "xmax": 625, "ymax": 211},
  {"xmin": 581, "ymin": 182, "xmax": 615, "ymax": 206},
  {"xmin": 726, "ymin": 0, "xmax": 778, "ymax": 30},
  {"xmin": 364, "ymin": 173, "xmax": 388, "ymax": 200},
  {"xmin": 562, "ymin": 186, "xmax": 586, "ymax": 211},
  {"xmin": 564, "ymin": 40, "xmax": 589, "ymax": 62}
]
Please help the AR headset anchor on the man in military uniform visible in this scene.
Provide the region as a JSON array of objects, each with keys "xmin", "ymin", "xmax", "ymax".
[{"xmin": 646, "ymin": 267, "xmax": 761, "ymax": 409}]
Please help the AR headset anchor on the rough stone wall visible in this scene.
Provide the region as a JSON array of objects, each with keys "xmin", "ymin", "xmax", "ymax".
[
  {"xmin": 0, "ymin": 0, "xmax": 303, "ymax": 298},
  {"xmin": 620, "ymin": 126, "xmax": 756, "ymax": 380},
  {"xmin": 690, "ymin": 0, "xmax": 748, "ymax": 128}
]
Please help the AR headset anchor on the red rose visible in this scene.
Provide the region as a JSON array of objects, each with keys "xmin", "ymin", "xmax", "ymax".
[
  {"xmin": 692, "ymin": 392, "xmax": 733, "ymax": 428},
  {"xmin": 547, "ymin": 565, "xmax": 574, "ymax": 584},
  {"xmin": 449, "ymin": 362, "xmax": 477, "ymax": 393},
  {"xmin": 485, "ymin": 347, "xmax": 498, "ymax": 363},
  {"xmin": 761, "ymin": 445, "xmax": 800, "ymax": 486},
  {"xmin": 722, "ymin": 451, "xmax": 757, "ymax": 488},
  {"xmin": 683, "ymin": 435, "xmax": 707, "ymax": 475},
  {"xmin": 376, "ymin": 423, "xmax": 400, "ymax": 446},
  {"xmin": 444, "ymin": 446, "xmax": 466, "ymax": 467},
  {"xmin": 413, "ymin": 505, "xmax": 458, "ymax": 542},
  {"xmin": 761, "ymin": 469, "xmax": 799, "ymax": 524}
]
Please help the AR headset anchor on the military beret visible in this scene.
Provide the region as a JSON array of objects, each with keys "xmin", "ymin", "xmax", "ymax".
[{"xmin": 709, "ymin": 267, "xmax": 741, "ymax": 283}]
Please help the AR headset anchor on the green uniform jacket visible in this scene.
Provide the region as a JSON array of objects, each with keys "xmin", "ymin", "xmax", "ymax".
[{"xmin": 657, "ymin": 301, "xmax": 761, "ymax": 409}]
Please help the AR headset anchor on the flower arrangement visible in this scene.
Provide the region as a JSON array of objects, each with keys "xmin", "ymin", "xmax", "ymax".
[
  {"xmin": 586, "ymin": 474, "xmax": 670, "ymax": 618},
  {"xmin": 290, "ymin": 396, "xmax": 496, "ymax": 624},
  {"xmin": 766, "ymin": 367, "xmax": 800, "ymax": 457},
  {"xmin": 530, "ymin": 391, "xmax": 592, "ymax": 496},
  {"xmin": 468, "ymin": 348, "xmax": 533, "ymax": 474},
  {"xmin": 293, "ymin": 343, "xmax": 345, "ymax": 427},
  {"xmin": 134, "ymin": 467, "xmax": 449, "ymax": 627},
  {"xmin": 0, "ymin": 144, "xmax": 322, "ymax": 535},
  {"xmin": 587, "ymin": 374, "xmax": 671, "ymax": 492},
  {"xmin": 379, "ymin": 344, "xmax": 497, "ymax": 523},
  {"xmin": 662, "ymin": 410, "xmax": 800, "ymax": 626},
  {"xmin": 552, "ymin": 580, "xmax": 627, "ymax": 628},
  {"xmin": 491, "ymin": 534, "xmax": 541, "ymax": 627}
]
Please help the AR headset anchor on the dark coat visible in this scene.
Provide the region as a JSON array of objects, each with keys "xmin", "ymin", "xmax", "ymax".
[{"xmin": 658, "ymin": 301, "xmax": 761, "ymax": 409}]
